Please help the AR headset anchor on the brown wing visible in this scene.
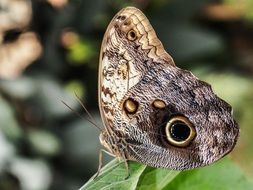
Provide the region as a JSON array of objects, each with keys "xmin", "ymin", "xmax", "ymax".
[
  {"xmin": 98, "ymin": 7, "xmax": 239, "ymax": 170},
  {"xmin": 98, "ymin": 7, "xmax": 175, "ymax": 129}
]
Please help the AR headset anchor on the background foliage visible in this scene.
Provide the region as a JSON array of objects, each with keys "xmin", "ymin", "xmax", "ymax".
[{"xmin": 0, "ymin": 0, "xmax": 253, "ymax": 189}]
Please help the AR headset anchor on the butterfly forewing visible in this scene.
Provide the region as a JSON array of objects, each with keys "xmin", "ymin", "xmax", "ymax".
[{"xmin": 98, "ymin": 7, "xmax": 174, "ymax": 129}]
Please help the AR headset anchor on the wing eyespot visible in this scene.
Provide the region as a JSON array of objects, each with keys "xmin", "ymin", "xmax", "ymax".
[
  {"xmin": 152, "ymin": 99, "xmax": 166, "ymax": 109},
  {"xmin": 123, "ymin": 98, "xmax": 139, "ymax": 114},
  {"xmin": 120, "ymin": 15, "xmax": 126, "ymax": 20},
  {"xmin": 127, "ymin": 29, "xmax": 137, "ymax": 41},
  {"xmin": 164, "ymin": 116, "xmax": 196, "ymax": 147}
]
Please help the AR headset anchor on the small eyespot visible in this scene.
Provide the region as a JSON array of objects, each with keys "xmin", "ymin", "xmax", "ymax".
[
  {"xmin": 152, "ymin": 99, "xmax": 166, "ymax": 109},
  {"xmin": 165, "ymin": 116, "xmax": 196, "ymax": 147},
  {"xmin": 123, "ymin": 98, "xmax": 138, "ymax": 114},
  {"xmin": 120, "ymin": 15, "xmax": 126, "ymax": 20},
  {"xmin": 127, "ymin": 29, "xmax": 137, "ymax": 41},
  {"xmin": 116, "ymin": 15, "xmax": 126, "ymax": 21}
]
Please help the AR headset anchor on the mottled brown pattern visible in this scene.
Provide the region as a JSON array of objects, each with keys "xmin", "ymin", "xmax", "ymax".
[{"xmin": 98, "ymin": 7, "xmax": 239, "ymax": 170}]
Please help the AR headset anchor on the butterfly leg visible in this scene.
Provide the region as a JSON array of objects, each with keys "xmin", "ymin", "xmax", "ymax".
[
  {"xmin": 93, "ymin": 149, "xmax": 113, "ymax": 179},
  {"xmin": 123, "ymin": 159, "xmax": 130, "ymax": 180}
]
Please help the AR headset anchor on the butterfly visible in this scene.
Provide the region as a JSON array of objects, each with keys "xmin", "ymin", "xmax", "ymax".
[{"xmin": 98, "ymin": 6, "xmax": 239, "ymax": 171}]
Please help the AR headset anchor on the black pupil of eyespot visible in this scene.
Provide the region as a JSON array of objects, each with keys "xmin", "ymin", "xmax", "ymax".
[
  {"xmin": 170, "ymin": 122, "xmax": 190, "ymax": 141},
  {"xmin": 120, "ymin": 15, "xmax": 126, "ymax": 20},
  {"xmin": 130, "ymin": 31, "xmax": 135, "ymax": 38},
  {"xmin": 117, "ymin": 15, "xmax": 126, "ymax": 20}
]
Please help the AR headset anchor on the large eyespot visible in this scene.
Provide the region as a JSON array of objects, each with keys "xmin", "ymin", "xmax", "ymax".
[
  {"xmin": 123, "ymin": 98, "xmax": 138, "ymax": 114},
  {"xmin": 165, "ymin": 116, "xmax": 196, "ymax": 147},
  {"xmin": 127, "ymin": 29, "xmax": 137, "ymax": 41}
]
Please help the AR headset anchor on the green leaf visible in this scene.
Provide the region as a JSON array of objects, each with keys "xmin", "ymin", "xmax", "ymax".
[
  {"xmin": 80, "ymin": 158, "xmax": 252, "ymax": 190},
  {"xmin": 0, "ymin": 95, "xmax": 22, "ymax": 141},
  {"xmin": 224, "ymin": 0, "xmax": 253, "ymax": 21},
  {"xmin": 79, "ymin": 159, "xmax": 146, "ymax": 190},
  {"xmin": 165, "ymin": 158, "xmax": 253, "ymax": 190},
  {"xmin": 67, "ymin": 39, "xmax": 95, "ymax": 64},
  {"xmin": 28, "ymin": 130, "xmax": 61, "ymax": 157},
  {"xmin": 80, "ymin": 159, "xmax": 179, "ymax": 190},
  {"xmin": 137, "ymin": 167, "xmax": 180, "ymax": 190}
]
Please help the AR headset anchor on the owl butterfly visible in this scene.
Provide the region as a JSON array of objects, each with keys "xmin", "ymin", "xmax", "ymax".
[{"xmin": 98, "ymin": 6, "xmax": 239, "ymax": 170}]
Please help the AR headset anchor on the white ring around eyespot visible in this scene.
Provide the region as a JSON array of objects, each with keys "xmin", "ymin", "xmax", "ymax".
[{"xmin": 165, "ymin": 116, "xmax": 196, "ymax": 147}]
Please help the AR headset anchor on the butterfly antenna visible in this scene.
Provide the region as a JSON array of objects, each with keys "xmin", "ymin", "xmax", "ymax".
[
  {"xmin": 61, "ymin": 100, "xmax": 102, "ymax": 131},
  {"xmin": 74, "ymin": 92, "xmax": 100, "ymax": 126}
]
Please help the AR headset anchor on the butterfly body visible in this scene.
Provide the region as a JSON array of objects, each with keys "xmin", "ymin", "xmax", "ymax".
[{"xmin": 98, "ymin": 7, "xmax": 239, "ymax": 170}]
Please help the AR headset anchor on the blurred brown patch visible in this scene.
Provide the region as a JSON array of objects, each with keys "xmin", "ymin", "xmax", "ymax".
[
  {"xmin": 0, "ymin": 0, "xmax": 32, "ymax": 32},
  {"xmin": 0, "ymin": 0, "xmax": 42, "ymax": 79},
  {"xmin": 0, "ymin": 32, "xmax": 42, "ymax": 79},
  {"xmin": 47, "ymin": 0, "xmax": 68, "ymax": 9},
  {"xmin": 203, "ymin": 4, "xmax": 244, "ymax": 21}
]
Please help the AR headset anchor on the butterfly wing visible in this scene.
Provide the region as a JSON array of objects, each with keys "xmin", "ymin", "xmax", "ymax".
[
  {"xmin": 98, "ymin": 7, "xmax": 239, "ymax": 170},
  {"xmin": 98, "ymin": 7, "xmax": 174, "ymax": 130},
  {"xmin": 114, "ymin": 67, "xmax": 239, "ymax": 170}
]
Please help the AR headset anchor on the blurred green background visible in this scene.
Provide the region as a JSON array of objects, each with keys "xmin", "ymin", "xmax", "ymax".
[{"xmin": 0, "ymin": 0, "xmax": 253, "ymax": 189}]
